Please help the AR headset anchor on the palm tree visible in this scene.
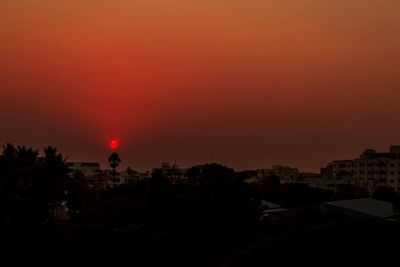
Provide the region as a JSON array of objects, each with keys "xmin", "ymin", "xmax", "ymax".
[
  {"xmin": 0, "ymin": 144, "xmax": 39, "ymax": 195},
  {"xmin": 41, "ymin": 146, "xmax": 69, "ymax": 221},
  {"xmin": 0, "ymin": 144, "xmax": 68, "ymax": 223},
  {"xmin": 108, "ymin": 152, "xmax": 121, "ymax": 176},
  {"xmin": 0, "ymin": 144, "xmax": 40, "ymax": 223}
]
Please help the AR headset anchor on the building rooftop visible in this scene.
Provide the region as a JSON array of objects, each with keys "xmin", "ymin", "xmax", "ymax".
[
  {"xmin": 66, "ymin": 162, "xmax": 100, "ymax": 167},
  {"xmin": 261, "ymin": 200, "xmax": 283, "ymax": 209},
  {"xmin": 325, "ymin": 198, "xmax": 398, "ymax": 219},
  {"xmin": 359, "ymin": 145, "xmax": 400, "ymax": 160}
]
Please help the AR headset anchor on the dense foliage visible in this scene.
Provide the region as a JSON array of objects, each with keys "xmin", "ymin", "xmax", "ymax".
[
  {"xmin": 0, "ymin": 144, "xmax": 68, "ymax": 224},
  {"xmin": 1, "ymin": 145, "xmax": 400, "ymax": 267}
]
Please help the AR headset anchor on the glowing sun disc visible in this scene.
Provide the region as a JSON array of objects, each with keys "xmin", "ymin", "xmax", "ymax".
[{"xmin": 109, "ymin": 139, "xmax": 119, "ymax": 150}]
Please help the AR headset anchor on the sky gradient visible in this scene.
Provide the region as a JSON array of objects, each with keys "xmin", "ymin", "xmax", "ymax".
[{"xmin": 1, "ymin": 0, "xmax": 399, "ymax": 171}]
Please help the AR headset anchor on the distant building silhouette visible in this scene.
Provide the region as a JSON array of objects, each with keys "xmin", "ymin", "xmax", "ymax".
[
  {"xmin": 321, "ymin": 145, "xmax": 400, "ymax": 193},
  {"xmin": 66, "ymin": 162, "xmax": 100, "ymax": 177},
  {"xmin": 353, "ymin": 146, "xmax": 400, "ymax": 193},
  {"xmin": 272, "ymin": 165, "xmax": 300, "ymax": 183},
  {"xmin": 152, "ymin": 162, "xmax": 187, "ymax": 183},
  {"xmin": 256, "ymin": 165, "xmax": 300, "ymax": 183}
]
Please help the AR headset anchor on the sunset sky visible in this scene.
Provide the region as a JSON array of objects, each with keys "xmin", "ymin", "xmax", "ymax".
[{"xmin": 1, "ymin": 0, "xmax": 399, "ymax": 171}]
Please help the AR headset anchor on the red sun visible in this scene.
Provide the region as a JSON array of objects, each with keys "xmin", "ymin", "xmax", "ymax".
[{"xmin": 109, "ymin": 139, "xmax": 119, "ymax": 150}]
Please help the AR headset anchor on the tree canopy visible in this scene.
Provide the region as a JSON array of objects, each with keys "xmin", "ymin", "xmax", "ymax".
[{"xmin": 0, "ymin": 144, "xmax": 69, "ymax": 224}]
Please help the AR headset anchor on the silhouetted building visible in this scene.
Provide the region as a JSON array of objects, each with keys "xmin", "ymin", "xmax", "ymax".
[
  {"xmin": 118, "ymin": 168, "xmax": 149, "ymax": 184},
  {"xmin": 256, "ymin": 169, "xmax": 273, "ymax": 178},
  {"xmin": 331, "ymin": 160, "xmax": 354, "ymax": 179},
  {"xmin": 321, "ymin": 164, "xmax": 333, "ymax": 179},
  {"xmin": 299, "ymin": 172, "xmax": 322, "ymax": 181},
  {"xmin": 317, "ymin": 160, "xmax": 355, "ymax": 192},
  {"xmin": 353, "ymin": 146, "xmax": 400, "ymax": 193},
  {"xmin": 256, "ymin": 166, "xmax": 300, "ymax": 183},
  {"xmin": 66, "ymin": 162, "xmax": 101, "ymax": 177},
  {"xmin": 244, "ymin": 176, "xmax": 263, "ymax": 184},
  {"xmin": 153, "ymin": 162, "xmax": 187, "ymax": 183},
  {"xmin": 321, "ymin": 145, "xmax": 400, "ymax": 193},
  {"xmin": 273, "ymin": 165, "xmax": 300, "ymax": 183}
]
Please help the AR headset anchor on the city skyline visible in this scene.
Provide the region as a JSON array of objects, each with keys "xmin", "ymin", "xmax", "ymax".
[
  {"xmin": 23, "ymin": 142, "xmax": 400, "ymax": 173},
  {"xmin": 1, "ymin": 0, "xmax": 399, "ymax": 172},
  {"xmin": 2, "ymin": 2, "xmax": 400, "ymax": 266}
]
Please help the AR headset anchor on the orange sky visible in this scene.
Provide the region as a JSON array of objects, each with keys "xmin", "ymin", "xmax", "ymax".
[{"xmin": 1, "ymin": 0, "xmax": 399, "ymax": 171}]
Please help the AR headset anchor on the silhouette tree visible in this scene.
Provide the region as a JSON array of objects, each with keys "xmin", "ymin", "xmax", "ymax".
[
  {"xmin": 186, "ymin": 163, "xmax": 235, "ymax": 194},
  {"xmin": 108, "ymin": 152, "xmax": 121, "ymax": 176},
  {"xmin": 0, "ymin": 144, "xmax": 39, "ymax": 194},
  {"xmin": 0, "ymin": 144, "xmax": 68, "ymax": 223},
  {"xmin": 148, "ymin": 169, "xmax": 170, "ymax": 222},
  {"xmin": 0, "ymin": 144, "xmax": 40, "ymax": 223},
  {"xmin": 185, "ymin": 163, "xmax": 260, "ymax": 252},
  {"xmin": 41, "ymin": 146, "xmax": 69, "ymax": 221},
  {"xmin": 66, "ymin": 170, "xmax": 84, "ymax": 221}
]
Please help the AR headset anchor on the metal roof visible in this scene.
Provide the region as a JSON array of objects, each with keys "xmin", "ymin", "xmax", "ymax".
[
  {"xmin": 325, "ymin": 198, "xmax": 398, "ymax": 218},
  {"xmin": 261, "ymin": 200, "xmax": 282, "ymax": 209}
]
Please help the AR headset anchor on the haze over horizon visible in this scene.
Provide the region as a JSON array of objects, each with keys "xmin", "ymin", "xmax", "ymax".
[{"xmin": 1, "ymin": 0, "xmax": 399, "ymax": 172}]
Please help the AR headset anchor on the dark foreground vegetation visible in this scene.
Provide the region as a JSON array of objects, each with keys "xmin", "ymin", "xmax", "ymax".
[{"xmin": 1, "ymin": 144, "xmax": 400, "ymax": 266}]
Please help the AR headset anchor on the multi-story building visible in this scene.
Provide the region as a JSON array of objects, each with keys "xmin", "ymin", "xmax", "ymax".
[
  {"xmin": 256, "ymin": 169, "xmax": 273, "ymax": 178},
  {"xmin": 322, "ymin": 146, "xmax": 400, "ymax": 193},
  {"xmin": 256, "ymin": 166, "xmax": 299, "ymax": 183},
  {"xmin": 66, "ymin": 162, "xmax": 101, "ymax": 177},
  {"xmin": 153, "ymin": 162, "xmax": 187, "ymax": 183},
  {"xmin": 321, "ymin": 164, "xmax": 333, "ymax": 179},
  {"xmin": 353, "ymin": 146, "xmax": 400, "ymax": 193},
  {"xmin": 331, "ymin": 160, "xmax": 353, "ymax": 179},
  {"xmin": 118, "ymin": 168, "xmax": 150, "ymax": 184},
  {"xmin": 272, "ymin": 165, "xmax": 300, "ymax": 183}
]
